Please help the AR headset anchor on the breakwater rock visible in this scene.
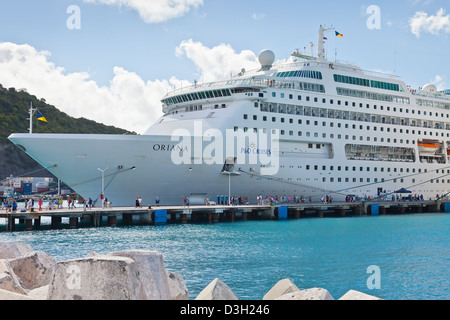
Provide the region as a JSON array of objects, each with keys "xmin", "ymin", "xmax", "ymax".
[{"xmin": 0, "ymin": 241, "xmax": 381, "ymax": 300}]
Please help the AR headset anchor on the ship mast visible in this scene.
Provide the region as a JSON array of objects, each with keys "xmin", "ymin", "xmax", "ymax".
[
  {"xmin": 28, "ymin": 102, "xmax": 35, "ymax": 134},
  {"xmin": 317, "ymin": 25, "xmax": 335, "ymax": 60}
]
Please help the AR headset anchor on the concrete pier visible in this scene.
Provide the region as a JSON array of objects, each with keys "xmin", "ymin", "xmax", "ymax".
[{"xmin": 0, "ymin": 200, "xmax": 447, "ymax": 232}]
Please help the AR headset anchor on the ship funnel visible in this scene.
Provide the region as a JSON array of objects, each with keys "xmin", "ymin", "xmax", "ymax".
[{"xmin": 258, "ymin": 49, "xmax": 275, "ymax": 70}]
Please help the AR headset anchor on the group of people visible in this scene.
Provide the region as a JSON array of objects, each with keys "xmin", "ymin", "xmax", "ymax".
[
  {"xmin": 228, "ymin": 196, "xmax": 248, "ymax": 206},
  {"xmin": 257, "ymin": 194, "xmax": 314, "ymax": 206},
  {"xmin": 135, "ymin": 196, "xmax": 161, "ymax": 208},
  {"xmin": 1, "ymin": 198, "xmax": 18, "ymax": 213},
  {"xmin": 1, "ymin": 198, "xmax": 51, "ymax": 212}
]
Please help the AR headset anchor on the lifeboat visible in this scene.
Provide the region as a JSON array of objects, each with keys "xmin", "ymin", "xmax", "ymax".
[{"xmin": 418, "ymin": 140, "xmax": 440, "ymax": 154}]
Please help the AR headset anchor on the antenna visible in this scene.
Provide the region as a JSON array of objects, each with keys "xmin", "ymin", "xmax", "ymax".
[
  {"xmin": 28, "ymin": 102, "xmax": 36, "ymax": 134},
  {"xmin": 317, "ymin": 25, "xmax": 335, "ymax": 60}
]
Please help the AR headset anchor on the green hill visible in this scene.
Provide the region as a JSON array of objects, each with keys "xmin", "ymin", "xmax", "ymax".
[{"xmin": 0, "ymin": 84, "xmax": 136, "ymax": 180}]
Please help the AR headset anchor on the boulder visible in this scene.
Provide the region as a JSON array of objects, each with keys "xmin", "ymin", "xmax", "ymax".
[
  {"xmin": 263, "ymin": 279, "xmax": 301, "ymax": 300},
  {"xmin": 108, "ymin": 250, "xmax": 171, "ymax": 300},
  {"xmin": 27, "ymin": 285, "xmax": 50, "ymax": 300},
  {"xmin": 276, "ymin": 288, "xmax": 334, "ymax": 300},
  {"xmin": 339, "ymin": 290, "xmax": 382, "ymax": 300},
  {"xmin": 8, "ymin": 251, "xmax": 56, "ymax": 290},
  {"xmin": 195, "ymin": 278, "xmax": 239, "ymax": 300},
  {"xmin": 0, "ymin": 259, "xmax": 27, "ymax": 295},
  {"xmin": 47, "ymin": 256, "xmax": 144, "ymax": 300},
  {"xmin": 0, "ymin": 288, "xmax": 34, "ymax": 300},
  {"xmin": 167, "ymin": 271, "xmax": 189, "ymax": 300},
  {"xmin": 0, "ymin": 242, "xmax": 33, "ymax": 259}
]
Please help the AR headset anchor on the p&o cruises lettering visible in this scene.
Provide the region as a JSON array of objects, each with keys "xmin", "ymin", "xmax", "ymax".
[{"xmin": 241, "ymin": 148, "xmax": 272, "ymax": 156}]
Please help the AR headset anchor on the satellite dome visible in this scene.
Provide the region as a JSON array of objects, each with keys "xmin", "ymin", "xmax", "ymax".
[
  {"xmin": 258, "ymin": 49, "xmax": 275, "ymax": 70},
  {"xmin": 422, "ymin": 84, "xmax": 437, "ymax": 93}
]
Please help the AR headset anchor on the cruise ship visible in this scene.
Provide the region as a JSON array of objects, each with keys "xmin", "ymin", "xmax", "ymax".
[{"xmin": 8, "ymin": 26, "xmax": 450, "ymax": 206}]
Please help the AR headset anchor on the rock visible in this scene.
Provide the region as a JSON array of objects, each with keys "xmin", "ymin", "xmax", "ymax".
[
  {"xmin": 195, "ymin": 278, "xmax": 239, "ymax": 300},
  {"xmin": 85, "ymin": 251, "xmax": 103, "ymax": 258},
  {"xmin": 263, "ymin": 279, "xmax": 301, "ymax": 300},
  {"xmin": 339, "ymin": 290, "xmax": 382, "ymax": 300},
  {"xmin": 27, "ymin": 285, "xmax": 50, "ymax": 300},
  {"xmin": 0, "ymin": 259, "xmax": 27, "ymax": 295},
  {"xmin": 167, "ymin": 271, "xmax": 189, "ymax": 300},
  {"xmin": 276, "ymin": 288, "xmax": 334, "ymax": 300},
  {"xmin": 8, "ymin": 251, "xmax": 56, "ymax": 290},
  {"xmin": 47, "ymin": 256, "xmax": 144, "ymax": 300},
  {"xmin": 0, "ymin": 272, "xmax": 27, "ymax": 295},
  {"xmin": 108, "ymin": 250, "xmax": 171, "ymax": 300},
  {"xmin": 0, "ymin": 242, "xmax": 33, "ymax": 259},
  {"xmin": 0, "ymin": 288, "xmax": 34, "ymax": 300}
]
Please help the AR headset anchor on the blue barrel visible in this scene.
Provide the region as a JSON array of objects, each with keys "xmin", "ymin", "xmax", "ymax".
[
  {"xmin": 445, "ymin": 202, "xmax": 450, "ymax": 213},
  {"xmin": 371, "ymin": 204, "xmax": 379, "ymax": 216},
  {"xmin": 155, "ymin": 210, "xmax": 167, "ymax": 225},
  {"xmin": 278, "ymin": 207, "xmax": 288, "ymax": 220}
]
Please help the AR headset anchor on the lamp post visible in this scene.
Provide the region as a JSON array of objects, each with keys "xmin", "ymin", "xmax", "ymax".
[
  {"xmin": 228, "ymin": 171, "xmax": 231, "ymax": 206},
  {"xmin": 221, "ymin": 167, "xmax": 240, "ymax": 206},
  {"xmin": 97, "ymin": 167, "xmax": 108, "ymax": 208}
]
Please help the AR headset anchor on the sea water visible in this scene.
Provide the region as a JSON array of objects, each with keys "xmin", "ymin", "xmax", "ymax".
[{"xmin": 1, "ymin": 213, "xmax": 449, "ymax": 300}]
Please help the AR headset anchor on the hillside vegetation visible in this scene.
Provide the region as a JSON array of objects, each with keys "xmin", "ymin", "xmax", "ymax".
[{"xmin": 0, "ymin": 84, "xmax": 135, "ymax": 180}]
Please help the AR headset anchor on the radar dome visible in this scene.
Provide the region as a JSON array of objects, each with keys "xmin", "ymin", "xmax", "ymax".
[
  {"xmin": 422, "ymin": 84, "xmax": 437, "ymax": 93},
  {"xmin": 258, "ymin": 50, "xmax": 275, "ymax": 70}
]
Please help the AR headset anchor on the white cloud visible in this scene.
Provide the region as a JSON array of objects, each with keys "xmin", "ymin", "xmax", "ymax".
[
  {"xmin": 175, "ymin": 39, "xmax": 259, "ymax": 83},
  {"xmin": 0, "ymin": 42, "xmax": 185, "ymax": 134},
  {"xmin": 84, "ymin": 0, "xmax": 204, "ymax": 23},
  {"xmin": 251, "ymin": 13, "xmax": 266, "ymax": 20},
  {"xmin": 0, "ymin": 40, "xmax": 261, "ymax": 134},
  {"xmin": 409, "ymin": 8, "xmax": 450, "ymax": 37}
]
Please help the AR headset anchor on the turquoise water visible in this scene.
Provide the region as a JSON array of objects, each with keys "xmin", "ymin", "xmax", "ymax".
[{"xmin": 1, "ymin": 213, "xmax": 449, "ymax": 300}]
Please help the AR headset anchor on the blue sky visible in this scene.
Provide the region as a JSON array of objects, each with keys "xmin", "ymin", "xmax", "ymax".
[{"xmin": 0, "ymin": 0, "xmax": 449, "ymax": 133}]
